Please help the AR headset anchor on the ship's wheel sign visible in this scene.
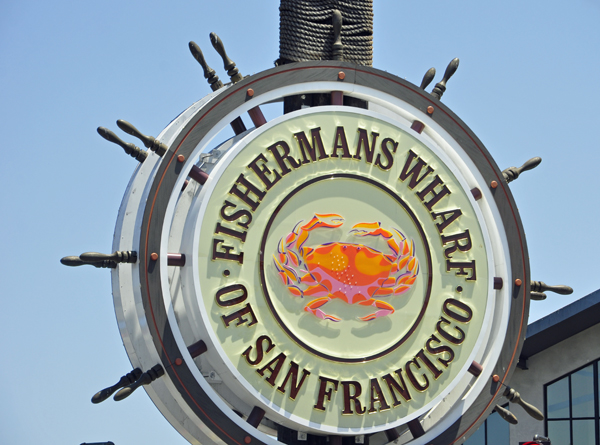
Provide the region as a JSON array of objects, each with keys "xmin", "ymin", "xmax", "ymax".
[{"xmin": 78, "ymin": 62, "xmax": 531, "ymax": 445}]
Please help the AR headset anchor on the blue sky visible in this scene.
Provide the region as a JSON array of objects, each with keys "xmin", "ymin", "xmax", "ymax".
[{"xmin": 1, "ymin": 1, "xmax": 599, "ymax": 443}]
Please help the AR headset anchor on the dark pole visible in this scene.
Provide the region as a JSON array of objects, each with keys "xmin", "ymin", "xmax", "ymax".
[{"xmin": 279, "ymin": 0, "xmax": 373, "ymax": 114}]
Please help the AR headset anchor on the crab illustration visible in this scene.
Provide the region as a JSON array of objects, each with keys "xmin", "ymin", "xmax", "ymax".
[{"xmin": 273, "ymin": 213, "xmax": 419, "ymax": 322}]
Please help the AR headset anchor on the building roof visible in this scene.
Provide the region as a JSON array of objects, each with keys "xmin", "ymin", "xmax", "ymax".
[{"xmin": 520, "ymin": 288, "xmax": 600, "ymax": 361}]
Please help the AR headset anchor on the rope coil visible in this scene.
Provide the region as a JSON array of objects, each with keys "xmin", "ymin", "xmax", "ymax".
[{"xmin": 279, "ymin": 0, "xmax": 373, "ymax": 66}]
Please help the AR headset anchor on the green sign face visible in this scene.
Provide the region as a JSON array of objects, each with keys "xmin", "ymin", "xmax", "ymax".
[{"xmin": 195, "ymin": 108, "xmax": 491, "ymax": 431}]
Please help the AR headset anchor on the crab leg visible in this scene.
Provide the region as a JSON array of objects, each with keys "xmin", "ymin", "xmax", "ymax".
[
  {"xmin": 357, "ymin": 299, "xmax": 395, "ymax": 321},
  {"xmin": 273, "ymin": 214, "xmax": 344, "ymax": 286},
  {"xmin": 305, "ymin": 296, "xmax": 341, "ymax": 322},
  {"xmin": 273, "ymin": 256, "xmax": 300, "ymax": 285}
]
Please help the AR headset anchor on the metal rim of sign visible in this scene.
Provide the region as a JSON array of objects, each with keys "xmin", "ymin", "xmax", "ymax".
[{"xmin": 112, "ymin": 61, "xmax": 530, "ymax": 445}]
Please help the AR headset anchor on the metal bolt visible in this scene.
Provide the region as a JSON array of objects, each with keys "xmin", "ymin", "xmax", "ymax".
[
  {"xmin": 515, "ymin": 279, "xmax": 523, "ymax": 286},
  {"xmin": 247, "ymin": 88, "xmax": 254, "ymax": 97},
  {"xmin": 151, "ymin": 252, "xmax": 159, "ymax": 261},
  {"xmin": 494, "ymin": 277, "xmax": 504, "ymax": 290},
  {"xmin": 427, "ymin": 106, "xmax": 434, "ymax": 115},
  {"xmin": 491, "ymin": 180, "xmax": 498, "ymax": 189},
  {"xmin": 175, "ymin": 358, "xmax": 183, "ymax": 366},
  {"xmin": 411, "ymin": 120, "xmax": 425, "ymax": 134},
  {"xmin": 492, "ymin": 374, "xmax": 500, "ymax": 383},
  {"xmin": 338, "ymin": 71, "xmax": 345, "ymax": 80},
  {"xmin": 177, "ymin": 155, "xmax": 185, "ymax": 162},
  {"xmin": 468, "ymin": 361, "xmax": 483, "ymax": 377}
]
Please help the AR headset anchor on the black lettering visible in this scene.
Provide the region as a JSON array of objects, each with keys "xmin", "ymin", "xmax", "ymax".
[
  {"xmin": 406, "ymin": 359, "xmax": 429, "ymax": 391},
  {"xmin": 248, "ymin": 153, "xmax": 281, "ymax": 190},
  {"xmin": 215, "ymin": 284, "xmax": 247, "ymax": 307},
  {"xmin": 295, "ymin": 128, "xmax": 329, "ymax": 164},
  {"xmin": 432, "ymin": 208, "xmax": 462, "ymax": 233},
  {"xmin": 222, "ymin": 303, "xmax": 258, "ymax": 327},
  {"xmin": 214, "ymin": 222, "xmax": 247, "ymax": 242},
  {"xmin": 415, "ymin": 349, "xmax": 443, "ymax": 379},
  {"xmin": 341, "ymin": 381, "xmax": 366, "ymax": 415},
  {"xmin": 314, "ymin": 376, "xmax": 339, "ymax": 411},
  {"xmin": 220, "ymin": 200, "xmax": 252, "ymax": 229},
  {"xmin": 354, "ymin": 128, "xmax": 379, "ymax": 163},
  {"xmin": 426, "ymin": 334, "xmax": 455, "ymax": 368},
  {"xmin": 446, "ymin": 259, "xmax": 476, "ymax": 281},
  {"xmin": 267, "ymin": 141, "xmax": 301, "ymax": 175},
  {"xmin": 212, "ymin": 239, "xmax": 244, "ymax": 264},
  {"xmin": 229, "ymin": 174, "xmax": 265, "ymax": 211},
  {"xmin": 331, "ymin": 126, "xmax": 352, "ymax": 158},
  {"xmin": 375, "ymin": 137, "xmax": 398, "ymax": 170},
  {"xmin": 242, "ymin": 335, "xmax": 275, "ymax": 366},
  {"xmin": 368, "ymin": 378, "xmax": 391, "ymax": 413},
  {"xmin": 416, "ymin": 175, "xmax": 451, "ymax": 211},
  {"xmin": 257, "ymin": 352, "xmax": 286, "ymax": 386},
  {"xmin": 443, "ymin": 298, "xmax": 473, "ymax": 323},
  {"xmin": 436, "ymin": 316, "xmax": 466, "ymax": 345},
  {"xmin": 399, "ymin": 150, "xmax": 434, "ymax": 189},
  {"xmin": 277, "ymin": 361, "xmax": 311, "ymax": 400},
  {"xmin": 441, "ymin": 230, "xmax": 472, "ymax": 258},
  {"xmin": 381, "ymin": 370, "xmax": 412, "ymax": 407}
]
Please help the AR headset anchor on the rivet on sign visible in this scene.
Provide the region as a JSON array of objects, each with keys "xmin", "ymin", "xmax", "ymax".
[
  {"xmin": 187, "ymin": 340, "xmax": 207, "ymax": 358},
  {"xmin": 494, "ymin": 277, "xmax": 503, "ymax": 290},
  {"xmin": 150, "ymin": 252, "xmax": 158, "ymax": 261},
  {"xmin": 456, "ymin": 286, "xmax": 463, "ymax": 293},
  {"xmin": 515, "ymin": 278, "xmax": 523, "ymax": 286},
  {"xmin": 492, "ymin": 374, "xmax": 500, "ymax": 383},
  {"xmin": 338, "ymin": 71, "xmax": 345, "ymax": 80},
  {"xmin": 411, "ymin": 120, "xmax": 425, "ymax": 134},
  {"xmin": 244, "ymin": 436, "xmax": 252, "ymax": 444},
  {"xmin": 427, "ymin": 106, "xmax": 434, "ymax": 115},
  {"xmin": 177, "ymin": 154, "xmax": 185, "ymax": 162},
  {"xmin": 468, "ymin": 361, "xmax": 483, "ymax": 377},
  {"xmin": 247, "ymin": 88, "xmax": 254, "ymax": 97},
  {"xmin": 471, "ymin": 187, "xmax": 482, "ymax": 201},
  {"xmin": 491, "ymin": 180, "xmax": 498, "ymax": 189},
  {"xmin": 175, "ymin": 358, "xmax": 183, "ymax": 366},
  {"xmin": 223, "ymin": 269, "xmax": 230, "ymax": 277}
]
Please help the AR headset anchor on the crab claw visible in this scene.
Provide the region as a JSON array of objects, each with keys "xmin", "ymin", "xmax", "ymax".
[
  {"xmin": 301, "ymin": 214, "xmax": 344, "ymax": 232},
  {"xmin": 358, "ymin": 299, "xmax": 395, "ymax": 321},
  {"xmin": 350, "ymin": 222, "xmax": 393, "ymax": 239},
  {"xmin": 304, "ymin": 297, "xmax": 341, "ymax": 322}
]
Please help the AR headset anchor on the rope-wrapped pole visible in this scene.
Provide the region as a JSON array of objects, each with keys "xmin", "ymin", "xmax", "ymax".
[
  {"xmin": 279, "ymin": 0, "xmax": 372, "ymax": 113},
  {"xmin": 278, "ymin": 0, "xmax": 373, "ymax": 66}
]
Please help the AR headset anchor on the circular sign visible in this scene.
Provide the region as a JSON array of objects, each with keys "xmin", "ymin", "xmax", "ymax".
[
  {"xmin": 189, "ymin": 108, "xmax": 493, "ymax": 433},
  {"xmin": 111, "ymin": 62, "xmax": 529, "ymax": 445}
]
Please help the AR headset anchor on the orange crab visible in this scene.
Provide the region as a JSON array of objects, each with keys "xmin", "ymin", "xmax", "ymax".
[{"xmin": 273, "ymin": 214, "xmax": 419, "ymax": 322}]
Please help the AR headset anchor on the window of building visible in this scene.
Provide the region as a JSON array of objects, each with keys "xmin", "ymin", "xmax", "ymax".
[
  {"xmin": 545, "ymin": 360, "xmax": 600, "ymax": 445},
  {"xmin": 463, "ymin": 407, "xmax": 510, "ymax": 445}
]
